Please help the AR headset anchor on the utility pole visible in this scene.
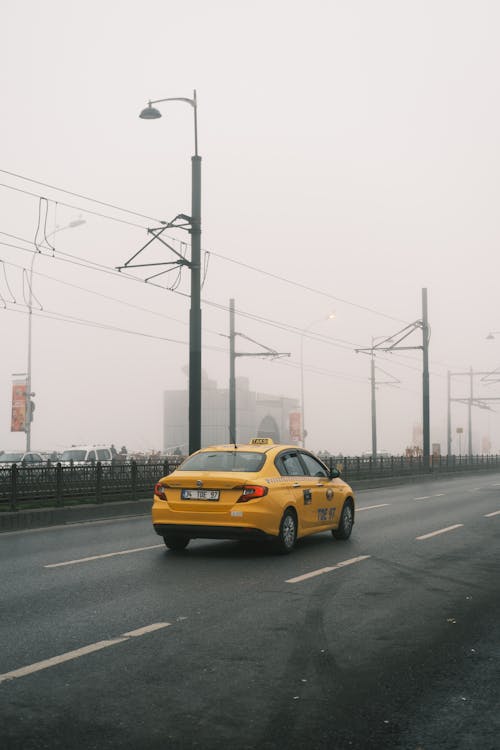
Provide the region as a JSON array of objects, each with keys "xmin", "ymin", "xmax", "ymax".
[
  {"xmin": 447, "ymin": 368, "xmax": 499, "ymax": 456},
  {"xmin": 468, "ymin": 366, "xmax": 473, "ymax": 457},
  {"xmin": 447, "ymin": 371, "xmax": 452, "ymax": 456},
  {"xmin": 356, "ymin": 289, "xmax": 430, "ymax": 469},
  {"xmin": 422, "ymin": 288, "xmax": 430, "ymax": 470},
  {"xmin": 136, "ymin": 90, "xmax": 202, "ymax": 455},
  {"xmin": 189, "ymin": 142, "xmax": 202, "ymax": 454},
  {"xmin": 229, "ymin": 298, "xmax": 236, "ymax": 443},
  {"xmin": 370, "ymin": 354, "xmax": 377, "ymax": 459},
  {"xmin": 355, "ymin": 339, "xmax": 400, "ymax": 461},
  {"xmin": 228, "ymin": 298, "xmax": 290, "ymax": 444}
]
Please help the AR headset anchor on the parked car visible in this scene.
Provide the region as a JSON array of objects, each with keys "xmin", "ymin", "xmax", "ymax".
[
  {"xmin": 152, "ymin": 437, "xmax": 355, "ymax": 553},
  {"xmin": 0, "ymin": 451, "xmax": 45, "ymax": 465},
  {"xmin": 59, "ymin": 445, "xmax": 114, "ymax": 465}
]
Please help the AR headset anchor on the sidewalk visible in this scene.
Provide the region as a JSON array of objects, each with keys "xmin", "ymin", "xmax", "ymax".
[{"xmin": 0, "ymin": 497, "xmax": 152, "ymax": 533}]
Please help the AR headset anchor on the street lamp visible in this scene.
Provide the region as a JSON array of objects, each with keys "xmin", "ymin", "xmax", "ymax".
[
  {"xmin": 139, "ymin": 90, "xmax": 202, "ymax": 455},
  {"xmin": 25, "ymin": 218, "xmax": 86, "ymax": 450},
  {"xmin": 300, "ymin": 312, "xmax": 336, "ymax": 448}
]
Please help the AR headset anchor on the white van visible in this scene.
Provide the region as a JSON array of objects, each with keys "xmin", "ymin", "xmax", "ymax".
[{"xmin": 59, "ymin": 445, "xmax": 114, "ymax": 465}]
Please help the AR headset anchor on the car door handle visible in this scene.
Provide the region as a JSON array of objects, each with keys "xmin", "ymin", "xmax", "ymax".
[{"xmin": 293, "ymin": 483, "xmax": 301, "ymax": 487}]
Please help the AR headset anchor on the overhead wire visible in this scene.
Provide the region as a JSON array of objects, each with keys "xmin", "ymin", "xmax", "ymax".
[
  {"xmin": 0, "ymin": 233, "xmax": 446, "ymax": 378},
  {"xmin": 2, "ymin": 302, "xmax": 227, "ymax": 354},
  {"xmin": 0, "ymin": 168, "xmax": 161, "ymax": 224},
  {"xmin": 0, "ymin": 169, "xmax": 414, "ymax": 326},
  {"xmin": 0, "ymin": 254, "xmax": 230, "ymax": 338},
  {"xmin": 0, "ymin": 181, "xmax": 149, "ymax": 231},
  {"xmin": 0, "ymin": 171, "xmax": 466, "ymax": 377},
  {"xmin": 206, "ymin": 250, "xmax": 409, "ymax": 325}
]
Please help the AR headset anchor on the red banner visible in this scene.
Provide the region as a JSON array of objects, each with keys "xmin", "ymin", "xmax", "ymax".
[
  {"xmin": 289, "ymin": 411, "xmax": 302, "ymax": 442},
  {"xmin": 11, "ymin": 378, "xmax": 27, "ymax": 432}
]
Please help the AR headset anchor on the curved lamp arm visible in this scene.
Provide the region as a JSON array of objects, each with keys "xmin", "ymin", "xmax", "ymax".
[{"xmin": 139, "ymin": 90, "xmax": 198, "ymax": 156}]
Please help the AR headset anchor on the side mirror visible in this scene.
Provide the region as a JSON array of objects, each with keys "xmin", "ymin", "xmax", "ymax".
[{"xmin": 329, "ymin": 467, "xmax": 340, "ymax": 479}]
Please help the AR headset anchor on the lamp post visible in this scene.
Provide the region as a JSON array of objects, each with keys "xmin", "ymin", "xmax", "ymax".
[
  {"xmin": 25, "ymin": 218, "xmax": 86, "ymax": 450},
  {"xmin": 300, "ymin": 313, "xmax": 335, "ymax": 448},
  {"xmin": 139, "ymin": 91, "xmax": 202, "ymax": 455}
]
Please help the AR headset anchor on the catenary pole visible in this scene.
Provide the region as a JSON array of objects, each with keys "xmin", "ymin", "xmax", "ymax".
[{"xmin": 422, "ymin": 288, "xmax": 430, "ymax": 469}]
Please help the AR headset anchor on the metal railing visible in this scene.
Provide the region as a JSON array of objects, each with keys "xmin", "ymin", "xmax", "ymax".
[
  {"xmin": 326, "ymin": 454, "xmax": 500, "ymax": 482},
  {"xmin": 0, "ymin": 458, "xmax": 183, "ymax": 512},
  {"xmin": 1, "ymin": 454, "xmax": 500, "ymax": 512}
]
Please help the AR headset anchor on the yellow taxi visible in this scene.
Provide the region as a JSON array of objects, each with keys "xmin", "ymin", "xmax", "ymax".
[{"xmin": 152, "ymin": 438, "xmax": 355, "ymax": 553}]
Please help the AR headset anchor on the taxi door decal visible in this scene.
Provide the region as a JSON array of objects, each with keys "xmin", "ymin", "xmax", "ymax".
[{"xmin": 303, "ymin": 488, "xmax": 312, "ymax": 505}]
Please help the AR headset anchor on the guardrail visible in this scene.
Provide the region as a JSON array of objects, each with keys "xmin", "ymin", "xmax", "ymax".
[{"xmin": 1, "ymin": 454, "xmax": 499, "ymax": 512}]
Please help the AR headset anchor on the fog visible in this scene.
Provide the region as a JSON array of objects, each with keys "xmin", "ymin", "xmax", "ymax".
[{"xmin": 1, "ymin": 0, "xmax": 500, "ymax": 457}]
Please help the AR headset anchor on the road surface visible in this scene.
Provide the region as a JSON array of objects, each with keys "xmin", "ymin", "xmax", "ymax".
[{"xmin": 1, "ymin": 473, "xmax": 499, "ymax": 749}]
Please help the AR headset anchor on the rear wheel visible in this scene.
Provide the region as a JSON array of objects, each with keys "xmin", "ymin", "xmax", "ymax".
[
  {"xmin": 163, "ymin": 535, "xmax": 190, "ymax": 551},
  {"xmin": 332, "ymin": 500, "xmax": 354, "ymax": 540},
  {"xmin": 273, "ymin": 509, "xmax": 297, "ymax": 554}
]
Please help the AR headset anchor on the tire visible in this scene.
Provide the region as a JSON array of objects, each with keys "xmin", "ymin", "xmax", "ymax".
[
  {"xmin": 332, "ymin": 500, "xmax": 354, "ymax": 540},
  {"xmin": 273, "ymin": 509, "xmax": 297, "ymax": 554},
  {"xmin": 163, "ymin": 535, "xmax": 190, "ymax": 551}
]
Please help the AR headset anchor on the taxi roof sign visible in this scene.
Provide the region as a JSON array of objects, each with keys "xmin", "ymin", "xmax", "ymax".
[{"xmin": 250, "ymin": 437, "xmax": 274, "ymax": 445}]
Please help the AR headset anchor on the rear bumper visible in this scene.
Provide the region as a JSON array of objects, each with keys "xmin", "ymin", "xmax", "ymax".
[{"xmin": 153, "ymin": 523, "xmax": 272, "ymax": 541}]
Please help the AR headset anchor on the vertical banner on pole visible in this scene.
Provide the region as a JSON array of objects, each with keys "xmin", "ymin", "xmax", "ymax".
[
  {"xmin": 289, "ymin": 412, "xmax": 302, "ymax": 443},
  {"xmin": 11, "ymin": 377, "xmax": 27, "ymax": 432}
]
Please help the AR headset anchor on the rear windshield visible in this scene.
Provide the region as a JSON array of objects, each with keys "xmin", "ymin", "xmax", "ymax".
[
  {"xmin": 179, "ymin": 451, "xmax": 266, "ymax": 473},
  {"xmin": 60, "ymin": 450, "xmax": 87, "ymax": 461}
]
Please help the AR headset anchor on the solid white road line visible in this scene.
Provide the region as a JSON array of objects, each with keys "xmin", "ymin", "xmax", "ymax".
[
  {"xmin": 416, "ymin": 524, "xmax": 464, "ymax": 541},
  {"xmin": 0, "ymin": 623, "xmax": 171, "ymax": 684},
  {"xmin": 44, "ymin": 544, "xmax": 164, "ymax": 568},
  {"xmin": 286, "ymin": 555, "xmax": 371, "ymax": 584},
  {"xmin": 0, "ymin": 514, "xmax": 149, "ymax": 537},
  {"xmin": 357, "ymin": 504, "xmax": 390, "ymax": 512},
  {"xmin": 484, "ymin": 510, "xmax": 500, "ymax": 517}
]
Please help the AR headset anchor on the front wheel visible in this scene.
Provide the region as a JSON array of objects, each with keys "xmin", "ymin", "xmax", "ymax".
[
  {"xmin": 332, "ymin": 500, "xmax": 354, "ymax": 540},
  {"xmin": 163, "ymin": 535, "xmax": 190, "ymax": 551},
  {"xmin": 273, "ymin": 509, "xmax": 297, "ymax": 554}
]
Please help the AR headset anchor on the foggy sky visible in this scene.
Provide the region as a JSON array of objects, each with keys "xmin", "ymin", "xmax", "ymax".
[{"xmin": 2, "ymin": 0, "xmax": 500, "ymax": 456}]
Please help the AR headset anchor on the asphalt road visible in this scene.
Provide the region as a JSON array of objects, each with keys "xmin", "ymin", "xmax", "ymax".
[{"xmin": 1, "ymin": 473, "xmax": 499, "ymax": 750}]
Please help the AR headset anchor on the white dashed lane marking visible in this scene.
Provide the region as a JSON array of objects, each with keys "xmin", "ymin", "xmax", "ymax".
[
  {"xmin": 414, "ymin": 496, "xmax": 431, "ymax": 500},
  {"xmin": 416, "ymin": 524, "xmax": 464, "ymax": 541},
  {"xmin": 0, "ymin": 623, "xmax": 170, "ymax": 684},
  {"xmin": 44, "ymin": 544, "xmax": 164, "ymax": 568},
  {"xmin": 357, "ymin": 504, "xmax": 390, "ymax": 512},
  {"xmin": 286, "ymin": 555, "xmax": 371, "ymax": 584},
  {"xmin": 485, "ymin": 510, "xmax": 500, "ymax": 517}
]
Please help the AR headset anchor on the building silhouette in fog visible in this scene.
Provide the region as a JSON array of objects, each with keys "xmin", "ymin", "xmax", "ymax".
[{"xmin": 163, "ymin": 374, "xmax": 300, "ymax": 453}]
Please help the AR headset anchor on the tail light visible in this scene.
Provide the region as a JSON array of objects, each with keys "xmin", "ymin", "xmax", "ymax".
[
  {"xmin": 154, "ymin": 482, "xmax": 167, "ymax": 501},
  {"xmin": 236, "ymin": 485, "xmax": 268, "ymax": 503}
]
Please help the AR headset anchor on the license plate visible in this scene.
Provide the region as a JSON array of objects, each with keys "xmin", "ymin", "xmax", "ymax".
[{"xmin": 181, "ymin": 489, "xmax": 220, "ymax": 501}]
